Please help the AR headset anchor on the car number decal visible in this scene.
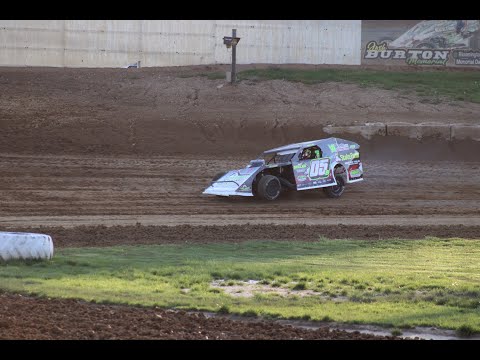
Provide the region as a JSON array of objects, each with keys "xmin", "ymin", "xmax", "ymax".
[{"xmin": 309, "ymin": 158, "xmax": 330, "ymax": 179}]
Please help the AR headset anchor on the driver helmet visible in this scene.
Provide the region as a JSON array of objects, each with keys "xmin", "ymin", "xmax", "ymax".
[{"xmin": 303, "ymin": 149, "xmax": 311, "ymax": 159}]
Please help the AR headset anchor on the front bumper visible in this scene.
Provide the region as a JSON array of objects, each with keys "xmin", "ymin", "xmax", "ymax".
[
  {"xmin": 202, "ymin": 181, "xmax": 254, "ymax": 197},
  {"xmin": 202, "ymin": 188, "xmax": 254, "ymax": 197}
]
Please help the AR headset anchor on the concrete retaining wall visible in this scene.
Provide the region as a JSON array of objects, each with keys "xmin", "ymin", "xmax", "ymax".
[
  {"xmin": 324, "ymin": 122, "xmax": 386, "ymax": 140},
  {"xmin": 450, "ymin": 125, "xmax": 480, "ymax": 141},
  {"xmin": 324, "ymin": 123, "xmax": 480, "ymax": 141},
  {"xmin": 0, "ymin": 20, "xmax": 361, "ymax": 68}
]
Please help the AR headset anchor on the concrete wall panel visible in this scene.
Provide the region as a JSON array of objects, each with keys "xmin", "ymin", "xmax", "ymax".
[{"xmin": 0, "ymin": 20, "xmax": 361, "ymax": 67}]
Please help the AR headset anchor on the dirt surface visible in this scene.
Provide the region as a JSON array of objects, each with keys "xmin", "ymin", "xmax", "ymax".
[
  {"xmin": 0, "ymin": 154, "xmax": 479, "ymax": 228},
  {"xmin": 0, "ymin": 292, "xmax": 399, "ymax": 340},
  {"xmin": 0, "ymin": 65, "xmax": 479, "ymax": 339},
  {"xmin": 4, "ymin": 224, "xmax": 478, "ymax": 248}
]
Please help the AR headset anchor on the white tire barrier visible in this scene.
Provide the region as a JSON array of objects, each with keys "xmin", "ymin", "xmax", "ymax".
[{"xmin": 0, "ymin": 232, "xmax": 54, "ymax": 261}]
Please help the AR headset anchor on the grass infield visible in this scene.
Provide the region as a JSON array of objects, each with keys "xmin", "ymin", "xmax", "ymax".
[{"xmin": 1, "ymin": 238, "xmax": 479, "ymax": 334}]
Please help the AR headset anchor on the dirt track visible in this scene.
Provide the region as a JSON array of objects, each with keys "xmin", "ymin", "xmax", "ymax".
[
  {"xmin": 0, "ymin": 65, "xmax": 479, "ymax": 339},
  {"xmin": 0, "ymin": 154, "xmax": 479, "ymax": 233}
]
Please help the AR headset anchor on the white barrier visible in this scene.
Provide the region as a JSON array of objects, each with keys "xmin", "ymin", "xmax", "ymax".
[{"xmin": 0, "ymin": 232, "xmax": 54, "ymax": 261}]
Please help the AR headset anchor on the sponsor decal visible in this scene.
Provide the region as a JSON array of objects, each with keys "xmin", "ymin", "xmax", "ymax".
[
  {"xmin": 364, "ymin": 41, "xmax": 450, "ymax": 66},
  {"xmin": 297, "ymin": 178, "xmax": 332, "ymax": 188},
  {"xmin": 293, "ymin": 163, "xmax": 307, "ymax": 170},
  {"xmin": 237, "ymin": 184, "xmax": 251, "ymax": 192},
  {"xmin": 339, "ymin": 152, "xmax": 360, "ymax": 161},
  {"xmin": 328, "ymin": 144, "xmax": 337, "ymax": 152},
  {"xmin": 349, "ymin": 169, "xmax": 361, "ymax": 177},
  {"xmin": 336, "ymin": 143, "xmax": 350, "ymax": 152},
  {"xmin": 453, "ymin": 50, "xmax": 480, "ymax": 65},
  {"xmin": 297, "ymin": 175, "xmax": 307, "ymax": 182},
  {"xmin": 362, "ymin": 20, "xmax": 480, "ymax": 67}
]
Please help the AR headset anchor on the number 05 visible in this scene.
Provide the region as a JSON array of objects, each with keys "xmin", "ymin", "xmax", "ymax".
[{"xmin": 309, "ymin": 159, "xmax": 329, "ymax": 178}]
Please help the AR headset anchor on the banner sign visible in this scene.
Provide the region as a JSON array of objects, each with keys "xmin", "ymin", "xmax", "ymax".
[{"xmin": 362, "ymin": 20, "xmax": 480, "ymax": 66}]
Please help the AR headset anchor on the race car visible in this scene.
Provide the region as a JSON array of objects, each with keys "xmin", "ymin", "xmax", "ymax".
[
  {"xmin": 387, "ymin": 20, "xmax": 480, "ymax": 49},
  {"xmin": 203, "ymin": 137, "xmax": 363, "ymax": 200}
]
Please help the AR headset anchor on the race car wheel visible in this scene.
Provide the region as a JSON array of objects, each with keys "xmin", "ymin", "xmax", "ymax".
[
  {"xmin": 323, "ymin": 176, "xmax": 345, "ymax": 198},
  {"xmin": 257, "ymin": 175, "xmax": 281, "ymax": 201}
]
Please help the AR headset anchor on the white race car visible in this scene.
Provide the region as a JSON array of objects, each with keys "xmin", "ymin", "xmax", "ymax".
[
  {"xmin": 388, "ymin": 20, "xmax": 480, "ymax": 49},
  {"xmin": 203, "ymin": 137, "xmax": 364, "ymax": 201}
]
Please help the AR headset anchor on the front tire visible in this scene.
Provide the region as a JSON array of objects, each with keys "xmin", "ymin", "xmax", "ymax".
[
  {"xmin": 257, "ymin": 175, "xmax": 281, "ymax": 201},
  {"xmin": 323, "ymin": 176, "xmax": 345, "ymax": 198}
]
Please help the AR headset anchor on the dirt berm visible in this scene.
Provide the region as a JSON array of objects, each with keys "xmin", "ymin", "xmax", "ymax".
[{"xmin": 0, "ymin": 65, "xmax": 479, "ymax": 158}]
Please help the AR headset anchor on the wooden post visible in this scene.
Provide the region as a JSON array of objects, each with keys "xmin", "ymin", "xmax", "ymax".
[{"xmin": 231, "ymin": 29, "xmax": 237, "ymax": 84}]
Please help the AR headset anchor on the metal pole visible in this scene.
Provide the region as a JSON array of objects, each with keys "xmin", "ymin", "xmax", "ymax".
[{"xmin": 231, "ymin": 29, "xmax": 236, "ymax": 84}]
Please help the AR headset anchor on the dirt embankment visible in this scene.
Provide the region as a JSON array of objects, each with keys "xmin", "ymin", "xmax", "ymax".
[{"xmin": 1, "ymin": 66, "xmax": 479, "ymax": 157}]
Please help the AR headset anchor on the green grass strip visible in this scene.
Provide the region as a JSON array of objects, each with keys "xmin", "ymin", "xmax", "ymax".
[
  {"xmin": 1, "ymin": 238, "xmax": 479, "ymax": 334},
  {"xmin": 184, "ymin": 67, "xmax": 480, "ymax": 103}
]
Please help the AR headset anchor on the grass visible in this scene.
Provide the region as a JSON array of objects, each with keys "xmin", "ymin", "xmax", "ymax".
[
  {"xmin": 188, "ymin": 67, "xmax": 480, "ymax": 104},
  {"xmin": 1, "ymin": 238, "xmax": 480, "ymax": 334},
  {"xmin": 456, "ymin": 324, "xmax": 477, "ymax": 337},
  {"xmin": 391, "ymin": 329, "xmax": 403, "ymax": 336}
]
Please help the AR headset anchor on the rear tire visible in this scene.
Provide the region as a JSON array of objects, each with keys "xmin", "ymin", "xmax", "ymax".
[
  {"xmin": 323, "ymin": 176, "xmax": 345, "ymax": 198},
  {"xmin": 257, "ymin": 175, "xmax": 281, "ymax": 201}
]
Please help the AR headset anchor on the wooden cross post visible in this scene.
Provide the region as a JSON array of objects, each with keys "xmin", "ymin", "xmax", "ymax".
[{"xmin": 223, "ymin": 29, "xmax": 240, "ymax": 84}]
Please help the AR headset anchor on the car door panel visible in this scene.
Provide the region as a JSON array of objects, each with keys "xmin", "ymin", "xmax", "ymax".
[{"xmin": 293, "ymin": 157, "xmax": 336, "ymax": 190}]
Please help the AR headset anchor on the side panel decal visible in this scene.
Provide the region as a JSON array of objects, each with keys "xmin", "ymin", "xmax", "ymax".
[{"xmin": 293, "ymin": 158, "xmax": 336, "ymax": 190}]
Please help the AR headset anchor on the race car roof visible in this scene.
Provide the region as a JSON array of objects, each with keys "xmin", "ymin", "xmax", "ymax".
[{"xmin": 263, "ymin": 137, "xmax": 338, "ymax": 155}]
